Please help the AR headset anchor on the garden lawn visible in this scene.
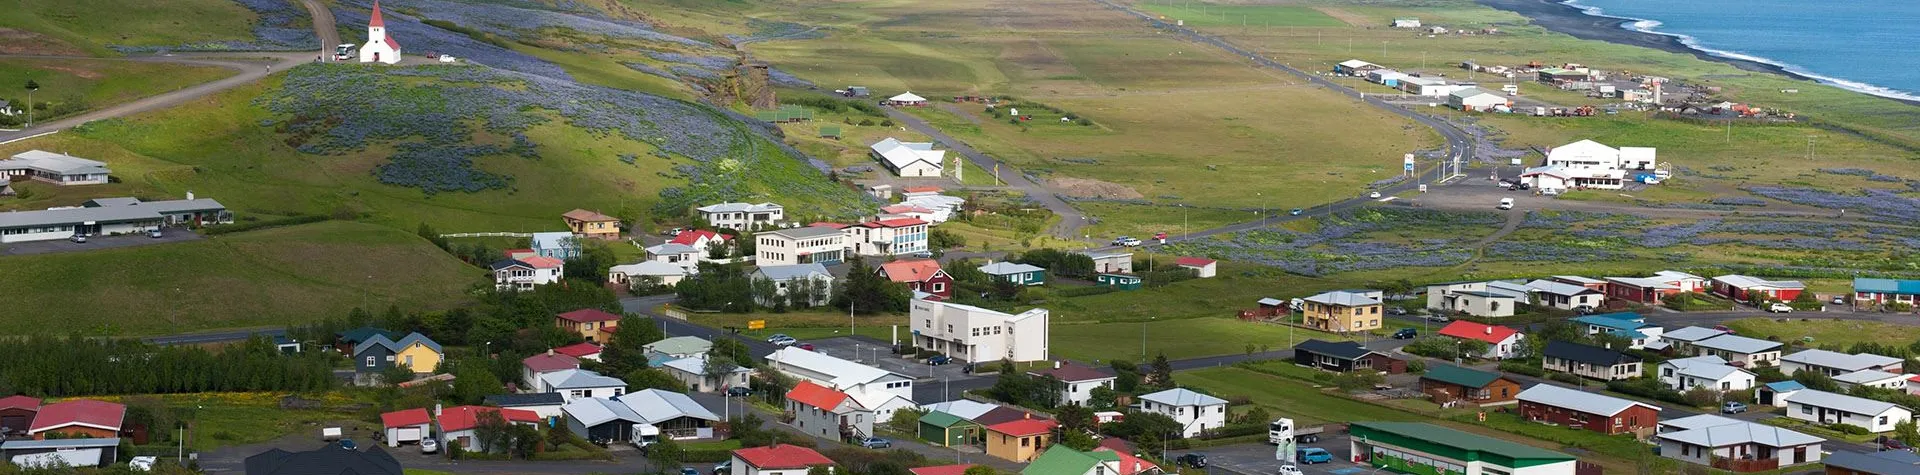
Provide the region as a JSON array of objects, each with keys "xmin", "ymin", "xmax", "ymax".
[
  {"xmin": 1052, "ymin": 317, "xmax": 1353, "ymax": 362},
  {"xmin": 1721, "ymin": 317, "xmax": 1920, "ymax": 349},
  {"xmin": 89, "ymin": 392, "xmax": 375, "ymax": 452},
  {"xmin": 1177, "ymin": 367, "xmax": 1417, "ymax": 426},
  {"xmin": 0, "ymin": 0, "xmax": 257, "ymax": 54},
  {"xmin": 0, "ymin": 220, "xmax": 477, "ymax": 336}
]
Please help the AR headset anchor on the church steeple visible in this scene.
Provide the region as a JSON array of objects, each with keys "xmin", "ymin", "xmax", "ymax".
[{"xmin": 369, "ymin": 0, "xmax": 386, "ymax": 28}]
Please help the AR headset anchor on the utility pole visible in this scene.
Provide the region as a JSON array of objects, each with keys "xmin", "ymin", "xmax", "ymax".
[
  {"xmin": 24, "ymin": 80, "xmax": 38, "ymax": 129},
  {"xmin": 1807, "ymin": 136, "xmax": 1816, "ymax": 161}
]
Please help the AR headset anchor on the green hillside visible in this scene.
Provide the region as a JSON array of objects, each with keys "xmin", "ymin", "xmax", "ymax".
[
  {"xmin": 0, "ymin": 0, "xmax": 258, "ymax": 55},
  {"xmin": 0, "ymin": 220, "xmax": 478, "ymax": 336}
]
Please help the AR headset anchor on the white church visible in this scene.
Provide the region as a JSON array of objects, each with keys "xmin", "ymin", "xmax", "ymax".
[{"xmin": 359, "ymin": 0, "xmax": 402, "ymax": 64}]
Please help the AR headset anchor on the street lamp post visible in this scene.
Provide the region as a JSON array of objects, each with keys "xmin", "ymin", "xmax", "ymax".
[{"xmin": 1141, "ymin": 316, "xmax": 1155, "ymax": 357}]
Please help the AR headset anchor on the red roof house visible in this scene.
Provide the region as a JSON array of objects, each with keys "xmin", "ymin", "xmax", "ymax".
[
  {"xmin": 1437, "ymin": 321, "xmax": 1527, "ymax": 360},
  {"xmin": 522, "ymin": 352, "xmax": 581, "ymax": 373},
  {"xmin": 908, "ymin": 464, "xmax": 976, "ymax": 475},
  {"xmin": 902, "ymin": 186, "xmax": 944, "ymax": 194},
  {"xmin": 28, "ymin": 399, "xmax": 125, "ymax": 439},
  {"xmin": 437, "ymin": 405, "xmax": 541, "ymax": 433},
  {"xmin": 732, "ymin": 444, "xmax": 835, "ymax": 471},
  {"xmin": 878, "ymin": 259, "xmax": 954, "ymax": 300},
  {"xmin": 380, "ymin": 408, "xmax": 432, "ymax": 429},
  {"xmin": 556, "ymin": 308, "xmax": 622, "ymax": 343},
  {"xmin": 1173, "ymin": 256, "xmax": 1218, "ymax": 278},
  {"xmin": 669, "ymin": 229, "xmax": 732, "ymax": 248},
  {"xmin": 520, "ymin": 256, "xmax": 565, "ymax": 269},
  {"xmin": 552, "ymin": 342, "xmax": 603, "ymax": 360},
  {"xmin": 504, "ymin": 248, "xmax": 537, "ymax": 260},
  {"xmin": 0, "ymin": 395, "xmax": 40, "ymax": 436},
  {"xmin": 785, "ymin": 380, "xmax": 850, "ymax": 411},
  {"xmin": 987, "ymin": 418, "xmax": 1057, "ymax": 437}
]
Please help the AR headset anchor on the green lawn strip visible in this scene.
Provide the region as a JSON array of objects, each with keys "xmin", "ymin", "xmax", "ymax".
[
  {"xmin": 0, "ymin": 0, "xmax": 256, "ymax": 54},
  {"xmin": 1758, "ymin": 417, "xmax": 1878, "ymax": 444},
  {"xmin": 1721, "ymin": 317, "xmax": 1920, "ymax": 349},
  {"xmin": 0, "ymin": 59, "xmax": 234, "ymax": 121}
]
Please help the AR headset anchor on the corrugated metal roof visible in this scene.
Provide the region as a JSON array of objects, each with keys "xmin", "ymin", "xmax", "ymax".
[
  {"xmin": 1517, "ymin": 384, "xmax": 1659, "ymax": 416},
  {"xmin": 1785, "ymin": 389, "xmax": 1906, "ymax": 415}
]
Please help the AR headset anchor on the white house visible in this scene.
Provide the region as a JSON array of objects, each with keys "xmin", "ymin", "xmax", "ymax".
[
  {"xmin": 522, "ymin": 352, "xmax": 581, "ymax": 392},
  {"xmin": 697, "ymin": 202, "xmax": 785, "ymax": 231},
  {"xmin": 1784, "ymin": 389, "xmax": 1913, "ymax": 433},
  {"xmin": 869, "ymin": 138, "xmax": 946, "ymax": 177},
  {"xmin": 1654, "ymin": 414, "xmax": 1822, "ymax": 470},
  {"xmin": 608, "ymin": 260, "xmax": 688, "ymax": 287},
  {"xmin": 1528, "ymin": 139, "xmax": 1662, "ymax": 191},
  {"xmin": 540, "ymin": 369, "xmax": 628, "ymax": 402},
  {"xmin": 1525, "ymin": 279, "xmax": 1603, "ymax": 310},
  {"xmin": 379, "ymin": 408, "xmax": 432, "ymax": 448},
  {"xmin": 1834, "ymin": 370, "xmax": 1911, "ymax": 391},
  {"xmin": 490, "ymin": 256, "xmax": 564, "ymax": 291},
  {"xmin": 1436, "ymin": 290, "xmax": 1517, "ymax": 317},
  {"xmin": 1086, "ymin": 252, "xmax": 1133, "ymax": 275},
  {"xmin": 1780, "ymin": 349, "xmax": 1904, "ymax": 377},
  {"xmin": 359, "ymin": 0, "xmax": 401, "ymax": 64},
  {"xmin": 1660, "ymin": 326, "xmax": 1730, "ymax": 353},
  {"xmin": 750, "ymin": 264, "xmax": 835, "ymax": 307},
  {"xmin": 1436, "ymin": 321, "xmax": 1526, "ymax": 360},
  {"xmin": 483, "ymin": 393, "xmax": 566, "ymax": 420},
  {"xmin": 1689, "ymin": 334, "xmax": 1783, "ymax": 368},
  {"xmin": 1448, "ymin": 87, "xmax": 1508, "ymax": 111},
  {"xmin": 754, "ymin": 226, "xmax": 846, "ymax": 266},
  {"xmin": 910, "ymin": 298, "xmax": 1049, "ymax": 363},
  {"xmin": 438, "ymin": 405, "xmax": 542, "ymax": 453},
  {"xmin": 0, "ymin": 150, "xmax": 111, "ymax": 185},
  {"xmin": 1174, "ymin": 257, "xmax": 1217, "ymax": 278},
  {"xmin": 764, "ymin": 347, "xmax": 917, "ymax": 422},
  {"xmin": 1138, "ymin": 388, "xmax": 1228, "ymax": 439},
  {"xmin": 1027, "ymin": 361, "xmax": 1116, "ymax": 407},
  {"xmin": 843, "ymin": 218, "xmax": 929, "ymax": 257},
  {"xmin": 645, "ymin": 243, "xmax": 704, "ymax": 271},
  {"xmin": 1658, "ymin": 355, "xmax": 1755, "ymax": 392},
  {"xmin": 662, "ymin": 354, "xmax": 754, "ymax": 393},
  {"xmin": 786, "ymin": 380, "xmax": 877, "ymax": 440}
]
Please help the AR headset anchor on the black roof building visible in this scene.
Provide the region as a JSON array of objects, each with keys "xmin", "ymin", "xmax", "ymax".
[
  {"xmin": 1543, "ymin": 340, "xmax": 1640, "ymax": 366},
  {"xmin": 243, "ymin": 442, "xmax": 402, "ymax": 475}
]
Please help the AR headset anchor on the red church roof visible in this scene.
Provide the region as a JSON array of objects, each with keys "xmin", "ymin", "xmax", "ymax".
[
  {"xmin": 1438, "ymin": 321, "xmax": 1520, "ymax": 344},
  {"xmin": 369, "ymin": 0, "xmax": 387, "ymax": 28},
  {"xmin": 386, "ymin": 33, "xmax": 401, "ymax": 52},
  {"xmin": 785, "ymin": 380, "xmax": 850, "ymax": 410}
]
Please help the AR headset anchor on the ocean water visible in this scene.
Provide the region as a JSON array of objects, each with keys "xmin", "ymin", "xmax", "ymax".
[{"xmin": 1563, "ymin": 0, "xmax": 1920, "ymax": 101}]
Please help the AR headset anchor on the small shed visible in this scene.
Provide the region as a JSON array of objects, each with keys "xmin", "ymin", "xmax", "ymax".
[
  {"xmin": 1095, "ymin": 273, "xmax": 1142, "ymax": 290},
  {"xmin": 918, "ymin": 411, "xmax": 980, "ymax": 447},
  {"xmin": 1758, "ymin": 380, "xmax": 1805, "ymax": 408},
  {"xmin": 819, "ymin": 126, "xmax": 842, "ymax": 139}
]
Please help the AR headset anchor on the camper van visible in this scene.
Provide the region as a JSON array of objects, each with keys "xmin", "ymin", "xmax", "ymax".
[{"xmin": 1497, "ymin": 198, "xmax": 1514, "ymax": 210}]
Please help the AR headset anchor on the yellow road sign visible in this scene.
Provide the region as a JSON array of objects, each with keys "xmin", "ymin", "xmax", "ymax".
[{"xmin": 748, "ymin": 320, "xmax": 766, "ymax": 330}]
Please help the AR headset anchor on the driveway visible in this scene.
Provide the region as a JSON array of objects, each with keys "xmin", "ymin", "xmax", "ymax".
[
  {"xmin": 0, "ymin": 229, "xmax": 201, "ymax": 255},
  {"xmin": 882, "ymin": 106, "xmax": 1088, "ymax": 238},
  {"xmin": 1199, "ymin": 436, "xmax": 1366, "ymax": 475}
]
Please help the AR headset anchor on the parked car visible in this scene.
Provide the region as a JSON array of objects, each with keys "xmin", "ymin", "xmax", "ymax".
[
  {"xmin": 677, "ymin": 468, "xmax": 699, "ymax": 475},
  {"xmin": 1833, "ymin": 296, "xmax": 1848, "ymax": 305},
  {"xmin": 663, "ymin": 227, "xmax": 686, "ymax": 236},
  {"xmin": 1275, "ymin": 464, "xmax": 1304, "ymax": 475},
  {"xmin": 1877, "ymin": 435, "xmax": 1912, "ymax": 452},
  {"xmin": 1426, "ymin": 314, "xmax": 1450, "ymax": 322},
  {"xmin": 859, "ymin": 437, "xmax": 892, "ymax": 449},
  {"xmin": 68, "ymin": 234, "xmax": 87, "ymax": 243},
  {"xmin": 1112, "ymin": 236, "xmax": 1142, "ymax": 247},
  {"xmin": 1721, "ymin": 402, "xmax": 1748, "ymax": 414},
  {"xmin": 1392, "ymin": 328, "xmax": 1418, "ymax": 340},
  {"xmin": 796, "ymin": 343, "xmax": 815, "ymax": 351},
  {"xmin": 1385, "ymin": 306, "xmax": 1408, "ymax": 316},
  {"xmin": 1768, "ymin": 303, "xmax": 1794, "ymax": 313},
  {"xmin": 1295, "ymin": 447, "xmax": 1333, "ymax": 464},
  {"xmin": 338, "ymin": 439, "xmax": 357, "ymax": 450},
  {"xmin": 765, "ymin": 333, "xmax": 792, "ymax": 342},
  {"xmin": 1368, "ymin": 191, "xmax": 1382, "ymax": 199},
  {"xmin": 1572, "ymin": 305, "xmax": 1595, "ymax": 314},
  {"xmin": 1289, "ymin": 208, "xmax": 1303, "ymax": 216},
  {"xmin": 926, "ymin": 355, "xmax": 952, "ymax": 366},
  {"xmin": 912, "ymin": 250, "xmax": 934, "ymax": 258},
  {"xmin": 149, "ymin": 229, "xmax": 163, "ymax": 238},
  {"xmin": 712, "ymin": 461, "xmax": 732, "ymax": 475},
  {"xmin": 129, "ymin": 456, "xmax": 157, "ymax": 472},
  {"xmin": 725, "ymin": 386, "xmax": 751, "ymax": 397},
  {"xmin": 1713, "ymin": 324, "xmax": 1737, "ymax": 334},
  {"xmin": 1175, "ymin": 453, "xmax": 1208, "ymax": 468},
  {"xmin": 420, "ymin": 438, "xmax": 439, "ymax": 454},
  {"xmin": 770, "ymin": 337, "xmax": 798, "ymax": 347},
  {"xmin": 1498, "ymin": 198, "xmax": 1514, "ymax": 210}
]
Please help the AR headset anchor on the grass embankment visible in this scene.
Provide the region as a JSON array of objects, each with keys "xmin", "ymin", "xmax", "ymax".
[
  {"xmin": 0, "ymin": 220, "xmax": 477, "ymax": 336},
  {"xmin": 0, "ymin": 0, "xmax": 257, "ymax": 55}
]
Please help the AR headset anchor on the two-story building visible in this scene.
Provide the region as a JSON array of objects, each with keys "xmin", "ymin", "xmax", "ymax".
[
  {"xmin": 1517, "ymin": 383, "xmax": 1661, "ymax": 436},
  {"xmin": 1784, "ymin": 389, "xmax": 1913, "ymax": 433},
  {"xmin": 844, "ymin": 218, "xmax": 929, "ymax": 256},
  {"xmin": 662, "ymin": 354, "xmax": 754, "ymax": 393},
  {"xmin": 353, "ymin": 333, "xmax": 443, "ymax": 375},
  {"xmin": 644, "ymin": 243, "xmax": 704, "ymax": 272},
  {"xmin": 1655, "ymin": 414, "xmax": 1822, "ymax": 472},
  {"xmin": 1026, "ymin": 362, "xmax": 1116, "ymax": 407},
  {"xmin": 910, "ymin": 298, "xmax": 1049, "ymax": 363},
  {"xmin": 1138, "ymin": 388, "xmax": 1227, "ymax": 439},
  {"xmin": 697, "ymin": 202, "xmax": 785, "ymax": 231},
  {"xmin": 879, "ymin": 259, "xmax": 954, "ymax": 300},
  {"xmin": 785, "ymin": 381, "xmax": 874, "ymax": 441},
  {"xmin": 985, "ymin": 418, "xmax": 1056, "ymax": 462},
  {"xmin": 751, "ymin": 264, "xmax": 835, "ymax": 307},
  {"xmin": 765, "ymin": 347, "xmax": 918, "ymax": 422},
  {"xmin": 522, "ymin": 352, "xmax": 581, "ymax": 392},
  {"xmin": 1542, "ymin": 340, "xmax": 1642, "ymax": 381},
  {"xmin": 562, "ymin": 209, "xmax": 621, "ymax": 240},
  {"xmin": 539, "ymin": 369, "xmax": 627, "ymax": 402},
  {"xmin": 755, "ymin": 226, "xmax": 846, "ymax": 266},
  {"xmin": 490, "ymin": 256, "xmax": 564, "ymax": 291},
  {"xmin": 1301, "ymin": 290, "xmax": 1383, "ymax": 333},
  {"xmin": 555, "ymin": 308, "xmax": 622, "ymax": 343}
]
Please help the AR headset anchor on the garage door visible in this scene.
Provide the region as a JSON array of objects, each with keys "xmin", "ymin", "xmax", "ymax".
[{"xmin": 397, "ymin": 428, "xmax": 422, "ymax": 442}]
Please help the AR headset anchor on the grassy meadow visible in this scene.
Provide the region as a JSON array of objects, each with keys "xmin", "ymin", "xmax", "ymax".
[
  {"xmin": 0, "ymin": 0, "xmax": 258, "ymax": 55},
  {"xmin": 0, "ymin": 58, "xmax": 234, "ymax": 121}
]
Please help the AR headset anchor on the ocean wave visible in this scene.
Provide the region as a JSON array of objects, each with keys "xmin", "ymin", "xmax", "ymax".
[{"xmin": 1559, "ymin": 0, "xmax": 1920, "ymax": 102}]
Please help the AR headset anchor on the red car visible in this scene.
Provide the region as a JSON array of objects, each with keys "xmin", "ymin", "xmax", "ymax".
[{"xmin": 797, "ymin": 343, "xmax": 816, "ymax": 351}]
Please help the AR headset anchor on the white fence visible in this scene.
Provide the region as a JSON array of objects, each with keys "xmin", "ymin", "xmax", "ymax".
[{"xmin": 439, "ymin": 232, "xmax": 533, "ymax": 238}]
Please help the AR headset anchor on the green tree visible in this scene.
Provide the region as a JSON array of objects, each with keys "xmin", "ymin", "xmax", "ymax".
[
  {"xmin": 451, "ymin": 358, "xmax": 505, "ymax": 404},
  {"xmin": 624, "ymin": 368, "xmax": 689, "ymax": 392},
  {"xmin": 1897, "ymin": 419, "xmax": 1920, "ymax": 444},
  {"xmin": 702, "ymin": 355, "xmax": 742, "ymax": 391},
  {"xmin": 963, "ymin": 467, "xmax": 996, "ymax": 475},
  {"xmin": 1149, "ymin": 353, "xmax": 1175, "ymax": 389},
  {"xmin": 1793, "ymin": 369, "xmax": 1840, "ymax": 392},
  {"xmin": 380, "ymin": 364, "xmax": 418, "ymax": 387},
  {"xmin": 1055, "ymin": 404, "xmax": 1093, "ymax": 433},
  {"xmin": 601, "ymin": 315, "xmax": 664, "ymax": 375},
  {"xmin": 647, "ymin": 437, "xmax": 684, "ymax": 469},
  {"xmin": 834, "ymin": 258, "xmax": 909, "ymax": 313}
]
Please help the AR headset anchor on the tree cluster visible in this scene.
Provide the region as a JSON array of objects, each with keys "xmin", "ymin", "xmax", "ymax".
[
  {"xmin": 0, "ymin": 335, "xmax": 334, "ymax": 397},
  {"xmin": 676, "ymin": 262, "xmax": 755, "ymax": 312},
  {"xmin": 987, "ymin": 372, "xmax": 1063, "ymax": 409},
  {"xmin": 833, "ymin": 259, "xmax": 910, "ymax": 314},
  {"xmin": 1011, "ymin": 248, "xmax": 1094, "ymax": 279}
]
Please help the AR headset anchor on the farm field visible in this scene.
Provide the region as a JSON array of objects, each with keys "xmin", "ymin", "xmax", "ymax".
[{"xmin": 0, "ymin": 220, "xmax": 477, "ymax": 336}]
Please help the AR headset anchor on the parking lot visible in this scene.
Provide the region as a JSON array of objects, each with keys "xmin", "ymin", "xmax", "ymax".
[
  {"xmin": 803, "ymin": 336, "xmax": 976, "ymax": 381},
  {"xmin": 1186, "ymin": 435, "xmax": 1368, "ymax": 475},
  {"xmin": 1, "ymin": 229, "xmax": 201, "ymax": 255}
]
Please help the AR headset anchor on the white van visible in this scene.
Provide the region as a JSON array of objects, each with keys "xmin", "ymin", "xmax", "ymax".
[{"xmin": 1498, "ymin": 198, "xmax": 1514, "ymax": 210}]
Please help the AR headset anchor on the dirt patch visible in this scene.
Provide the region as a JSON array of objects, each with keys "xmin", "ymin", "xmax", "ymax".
[
  {"xmin": 0, "ymin": 28, "xmax": 85, "ymax": 56},
  {"xmin": 1311, "ymin": 7, "xmax": 1371, "ymax": 27},
  {"xmin": 937, "ymin": 103, "xmax": 984, "ymax": 125},
  {"xmin": 36, "ymin": 64, "xmax": 105, "ymax": 80},
  {"xmin": 1050, "ymin": 176, "xmax": 1144, "ymax": 199}
]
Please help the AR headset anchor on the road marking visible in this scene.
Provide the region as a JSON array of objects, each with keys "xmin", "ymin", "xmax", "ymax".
[{"xmin": 0, "ymin": 130, "xmax": 57, "ymax": 145}]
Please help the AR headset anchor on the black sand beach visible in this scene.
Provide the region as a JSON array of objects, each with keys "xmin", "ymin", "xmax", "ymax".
[{"xmin": 1475, "ymin": 0, "xmax": 1794, "ymax": 78}]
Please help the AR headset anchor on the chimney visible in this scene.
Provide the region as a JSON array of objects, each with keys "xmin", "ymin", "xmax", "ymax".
[
  {"xmin": 547, "ymin": 349, "xmax": 554, "ymax": 356},
  {"xmin": 186, "ymin": 190, "xmax": 195, "ymax": 201},
  {"xmin": 1485, "ymin": 326, "xmax": 1493, "ymax": 335},
  {"xmin": 1054, "ymin": 360, "xmax": 1061, "ymax": 369}
]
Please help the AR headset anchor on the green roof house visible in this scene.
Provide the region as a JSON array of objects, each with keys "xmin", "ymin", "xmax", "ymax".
[
  {"xmin": 642, "ymin": 336, "xmax": 712, "ymax": 360},
  {"xmin": 917, "ymin": 410, "xmax": 981, "ymax": 447},
  {"xmin": 979, "ymin": 262, "xmax": 1045, "ymax": 286},
  {"xmin": 1350, "ymin": 421, "xmax": 1576, "ymax": 474},
  {"xmin": 1021, "ymin": 446, "xmax": 1119, "ymax": 475}
]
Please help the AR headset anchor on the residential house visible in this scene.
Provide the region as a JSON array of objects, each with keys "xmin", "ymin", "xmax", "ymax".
[
  {"xmin": 530, "ymin": 231, "xmax": 580, "ymax": 260},
  {"xmin": 1711, "ymin": 275, "xmax": 1806, "ymax": 302},
  {"xmin": 1436, "ymin": 321, "xmax": 1526, "ymax": 359},
  {"xmin": 985, "ymin": 418, "xmax": 1057, "ymax": 462},
  {"xmin": 670, "ymin": 229, "xmax": 733, "ymax": 253},
  {"xmin": 26, "ymin": 400, "xmax": 124, "ymax": 439},
  {"xmin": 1784, "ymin": 389, "xmax": 1913, "ymax": 433},
  {"xmin": 1086, "ymin": 252, "xmax": 1133, "ymax": 275},
  {"xmin": 522, "ymin": 352, "xmax": 581, "ymax": 392},
  {"xmin": 1606, "ymin": 272, "xmax": 1705, "ymax": 303},
  {"xmin": 643, "ymin": 336, "xmax": 713, "ymax": 360},
  {"xmin": 1781, "ymin": 349, "xmax": 1904, "ymax": 377},
  {"xmin": 1449, "ymin": 87, "xmax": 1509, "ymax": 111},
  {"xmin": 1659, "ymin": 355, "xmax": 1756, "ymax": 392},
  {"xmin": 978, "ymin": 261, "xmax": 1046, "ymax": 286},
  {"xmin": 335, "ymin": 326, "xmax": 398, "ymax": 354},
  {"xmin": 644, "ymin": 243, "xmax": 704, "ymax": 273},
  {"xmin": 1691, "ymin": 334, "xmax": 1783, "ymax": 368},
  {"xmin": 552, "ymin": 342, "xmax": 603, "ymax": 362},
  {"xmin": 1348, "ymin": 422, "xmax": 1578, "ymax": 475},
  {"xmin": 918, "ymin": 411, "xmax": 982, "ymax": 447},
  {"xmin": 1334, "ymin": 59, "xmax": 1382, "ymax": 75},
  {"xmin": 379, "ymin": 408, "xmax": 432, "ymax": 447},
  {"xmin": 1138, "ymin": 388, "xmax": 1228, "ymax": 438},
  {"xmin": 1174, "ymin": 256, "xmax": 1216, "ymax": 278},
  {"xmin": 1834, "ymin": 370, "xmax": 1910, "ymax": 391},
  {"xmin": 1570, "ymin": 312, "xmax": 1665, "ymax": 349},
  {"xmin": 1419, "ymin": 364, "xmax": 1521, "ymax": 405},
  {"xmin": 879, "ymin": 259, "xmax": 954, "ymax": 300},
  {"xmin": 354, "ymin": 333, "xmax": 442, "ymax": 375},
  {"xmin": 910, "ymin": 299, "xmax": 1050, "ymax": 363},
  {"xmin": 755, "ymin": 226, "xmax": 846, "ymax": 266},
  {"xmin": 607, "ymin": 260, "xmax": 688, "ymax": 288},
  {"xmin": 0, "ymin": 396, "xmax": 38, "ymax": 437},
  {"xmin": 1301, "ymin": 290, "xmax": 1384, "ymax": 333},
  {"xmin": 1526, "ymin": 279, "xmax": 1604, "ymax": 310},
  {"xmin": 1822, "ymin": 450, "xmax": 1920, "ymax": 475},
  {"xmin": 1853, "ymin": 278, "xmax": 1920, "ymax": 307},
  {"xmin": 1020, "ymin": 445, "xmax": 1154, "ymax": 475},
  {"xmin": 786, "ymin": 380, "xmax": 874, "ymax": 441},
  {"xmin": 877, "ymin": 204, "xmax": 936, "ymax": 223},
  {"xmin": 559, "ymin": 397, "xmax": 643, "ymax": 443},
  {"xmin": 1293, "ymin": 339, "xmax": 1405, "ymax": 373},
  {"xmin": 1517, "ymin": 384, "xmax": 1661, "ymax": 436},
  {"xmin": 698, "ymin": 202, "xmax": 785, "ymax": 231},
  {"xmin": 0, "ymin": 150, "xmax": 110, "ymax": 185},
  {"xmin": 1758, "ymin": 381, "xmax": 1806, "ymax": 408},
  {"xmin": 663, "ymin": 354, "xmax": 754, "ymax": 392},
  {"xmin": 845, "ymin": 218, "xmax": 929, "ymax": 256},
  {"xmin": 1552, "ymin": 275, "xmax": 1609, "ymax": 291},
  {"xmin": 1436, "ymin": 290, "xmax": 1518, "ymax": 318},
  {"xmin": 483, "ymin": 392, "xmax": 566, "ymax": 420},
  {"xmin": 913, "ymin": 465, "xmax": 981, "ymax": 475},
  {"xmin": 730, "ymin": 444, "xmax": 835, "ymax": 475},
  {"xmin": 752, "ymin": 264, "xmax": 835, "ymax": 307},
  {"xmin": 1027, "ymin": 362, "xmax": 1116, "ymax": 407},
  {"xmin": 540, "ymin": 369, "xmax": 627, "ymax": 402},
  {"xmin": 490, "ymin": 256, "xmax": 564, "ymax": 291},
  {"xmin": 1655, "ymin": 414, "xmax": 1822, "ymax": 472},
  {"xmin": 869, "ymin": 138, "xmax": 946, "ymax": 177},
  {"xmin": 437, "ymin": 405, "xmax": 542, "ymax": 452},
  {"xmin": 562, "ymin": 209, "xmax": 620, "ymax": 240},
  {"xmin": 563, "ymin": 389, "xmax": 721, "ymax": 442},
  {"xmin": 764, "ymin": 347, "xmax": 917, "ymax": 422},
  {"xmin": 922, "ymin": 400, "xmax": 997, "ymax": 421},
  {"xmin": 1661, "ymin": 326, "xmax": 1731, "ymax": 354},
  {"xmin": 3, "ymin": 438, "xmax": 123, "ymax": 469},
  {"xmin": 1542, "ymin": 340, "xmax": 1642, "ymax": 381},
  {"xmin": 556, "ymin": 308, "xmax": 622, "ymax": 343},
  {"xmin": 0, "ymin": 195, "xmax": 232, "ymax": 243},
  {"xmin": 241, "ymin": 443, "xmax": 400, "ymax": 475}
]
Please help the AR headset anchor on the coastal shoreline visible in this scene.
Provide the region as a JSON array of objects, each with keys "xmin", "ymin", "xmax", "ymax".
[{"xmin": 1474, "ymin": 0, "xmax": 1800, "ymax": 80}]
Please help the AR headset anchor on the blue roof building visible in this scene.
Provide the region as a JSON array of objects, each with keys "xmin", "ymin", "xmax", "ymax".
[{"xmin": 1570, "ymin": 312, "xmax": 1663, "ymax": 349}]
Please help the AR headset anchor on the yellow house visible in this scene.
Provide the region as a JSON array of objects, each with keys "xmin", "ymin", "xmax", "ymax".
[
  {"xmin": 563, "ymin": 209, "xmax": 621, "ymax": 240},
  {"xmin": 984, "ymin": 419, "xmax": 1055, "ymax": 462},
  {"xmin": 1302, "ymin": 290, "xmax": 1384, "ymax": 333},
  {"xmin": 557, "ymin": 309, "xmax": 623, "ymax": 343},
  {"xmin": 354, "ymin": 332, "xmax": 443, "ymax": 374}
]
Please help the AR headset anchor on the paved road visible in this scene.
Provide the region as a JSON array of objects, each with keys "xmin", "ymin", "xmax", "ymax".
[
  {"xmin": 883, "ymin": 106, "xmax": 1088, "ymax": 238},
  {"xmin": 0, "ymin": 229, "xmax": 200, "ymax": 256}
]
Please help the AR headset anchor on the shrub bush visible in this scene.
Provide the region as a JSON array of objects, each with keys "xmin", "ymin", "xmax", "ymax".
[
  {"xmin": 682, "ymin": 449, "xmax": 732, "ymax": 462},
  {"xmin": 1498, "ymin": 360, "xmax": 1546, "ymax": 377},
  {"xmin": 1827, "ymin": 423, "xmax": 1871, "ymax": 435},
  {"xmin": 1548, "ymin": 373, "xmax": 1584, "ymax": 385},
  {"xmin": 1607, "ymin": 379, "xmax": 1689, "ymax": 405}
]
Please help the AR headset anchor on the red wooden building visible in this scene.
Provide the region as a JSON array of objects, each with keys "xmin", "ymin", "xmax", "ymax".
[
  {"xmin": 878, "ymin": 259, "xmax": 954, "ymax": 300},
  {"xmin": 1711, "ymin": 275, "xmax": 1805, "ymax": 302},
  {"xmin": 1516, "ymin": 384, "xmax": 1660, "ymax": 436}
]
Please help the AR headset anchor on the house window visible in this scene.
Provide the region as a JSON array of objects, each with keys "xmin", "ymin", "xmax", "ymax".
[
  {"xmin": 365, "ymin": 356, "xmax": 374, "ymax": 366},
  {"xmin": 1800, "ymin": 405, "xmax": 1812, "ymax": 415},
  {"xmin": 1880, "ymin": 416, "xmax": 1889, "ymax": 425},
  {"xmin": 931, "ymin": 283, "xmax": 945, "ymax": 292}
]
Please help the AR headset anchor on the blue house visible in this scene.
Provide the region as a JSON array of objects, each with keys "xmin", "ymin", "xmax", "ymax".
[
  {"xmin": 1569, "ymin": 312, "xmax": 1663, "ymax": 350},
  {"xmin": 530, "ymin": 232, "xmax": 580, "ymax": 260},
  {"xmin": 978, "ymin": 262, "xmax": 1045, "ymax": 286},
  {"xmin": 1853, "ymin": 278, "xmax": 1920, "ymax": 306}
]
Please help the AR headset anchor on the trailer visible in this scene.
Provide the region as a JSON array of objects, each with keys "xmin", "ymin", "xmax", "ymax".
[{"xmin": 1268, "ymin": 418, "xmax": 1325, "ymax": 445}]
